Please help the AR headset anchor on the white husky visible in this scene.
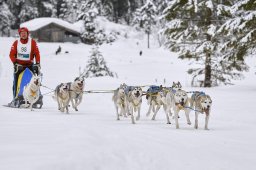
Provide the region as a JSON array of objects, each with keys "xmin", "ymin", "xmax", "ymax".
[
  {"xmin": 190, "ymin": 92, "xmax": 212, "ymax": 130},
  {"xmin": 126, "ymin": 86, "xmax": 143, "ymax": 124},
  {"xmin": 54, "ymin": 83, "xmax": 70, "ymax": 113},
  {"xmin": 23, "ymin": 74, "xmax": 41, "ymax": 111},
  {"xmin": 112, "ymin": 83, "xmax": 128, "ymax": 120},
  {"xmin": 67, "ymin": 77, "xmax": 85, "ymax": 111},
  {"xmin": 146, "ymin": 86, "xmax": 172, "ymax": 124},
  {"xmin": 172, "ymin": 89, "xmax": 191, "ymax": 129}
]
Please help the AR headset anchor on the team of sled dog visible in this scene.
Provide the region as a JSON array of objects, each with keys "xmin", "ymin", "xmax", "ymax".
[
  {"xmin": 23, "ymin": 74, "xmax": 212, "ymax": 130},
  {"xmin": 113, "ymin": 82, "xmax": 213, "ymax": 130},
  {"xmin": 22, "ymin": 74, "xmax": 85, "ymax": 113}
]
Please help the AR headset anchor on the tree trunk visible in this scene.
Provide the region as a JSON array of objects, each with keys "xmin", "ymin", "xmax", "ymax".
[
  {"xmin": 147, "ymin": 32, "xmax": 150, "ymax": 49},
  {"xmin": 204, "ymin": 52, "xmax": 212, "ymax": 87}
]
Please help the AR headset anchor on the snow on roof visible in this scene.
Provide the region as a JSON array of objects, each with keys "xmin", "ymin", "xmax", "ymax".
[{"xmin": 20, "ymin": 17, "xmax": 81, "ymax": 34}]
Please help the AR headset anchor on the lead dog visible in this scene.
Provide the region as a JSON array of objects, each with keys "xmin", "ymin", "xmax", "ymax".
[
  {"xmin": 112, "ymin": 83, "xmax": 128, "ymax": 120},
  {"xmin": 172, "ymin": 89, "xmax": 191, "ymax": 129},
  {"xmin": 190, "ymin": 91, "xmax": 212, "ymax": 130},
  {"xmin": 54, "ymin": 83, "xmax": 70, "ymax": 113},
  {"xmin": 67, "ymin": 77, "xmax": 85, "ymax": 111},
  {"xmin": 23, "ymin": 74, "xmax": 41, "ymax": 111},
  {"xmin": 126, "ymin": 86, "xmax": 143, "ymax": 124}
]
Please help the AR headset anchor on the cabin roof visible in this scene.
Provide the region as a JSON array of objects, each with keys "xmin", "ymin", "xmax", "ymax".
[{"xmin": 20, "ymin": 18, "xmax": 81, "ymax": 35}]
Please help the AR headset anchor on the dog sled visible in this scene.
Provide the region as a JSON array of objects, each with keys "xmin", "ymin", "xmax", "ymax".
[{"xmin": 6, "ymin": 68, "xmax": 43, "ymax": 109}]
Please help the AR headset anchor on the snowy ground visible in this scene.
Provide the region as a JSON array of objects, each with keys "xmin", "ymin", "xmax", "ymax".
[{"xmin": 0, "ymin": 36, "xmax": 256, "ymax": 170}]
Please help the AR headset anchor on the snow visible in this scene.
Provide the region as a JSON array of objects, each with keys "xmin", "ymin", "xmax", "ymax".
[
  {"xmin": 20, "ymin": 17, "xmax": 81, "ymax": 33},
  {"xmin": 0, "ymin": 32, "xmax": 256, "ymax": 170}
]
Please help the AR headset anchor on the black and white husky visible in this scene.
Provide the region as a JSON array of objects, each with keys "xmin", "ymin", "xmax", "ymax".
[
  {"xmin": 126, "ymin": 86, "xmax": 143, "ymax": 124},
  {"xmin": 54, "ymin": 83, "xmax": 70, "ymax": 113},
  {"xmin": 190, "ymin": 92, "xmax": 212, "ymax": 130},
  {"xmin": 23, "ymin": 74, "xmax": 41, "ymax": 111},
  {"xmin": 112, "ymin": 83, "xmax": 128, "ymax": 120},
  {"xmin": 67, "ymin": 77, "xmax": 85, "ymax": 111}
]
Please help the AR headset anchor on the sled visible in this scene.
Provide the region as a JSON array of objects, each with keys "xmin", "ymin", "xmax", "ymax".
[{"xmin": 7, "ymin": 68, "xmax": 43, "ymax": 109}]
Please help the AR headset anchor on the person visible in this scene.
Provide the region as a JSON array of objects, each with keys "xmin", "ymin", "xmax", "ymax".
[{"xmin": 9, "ymin": 27, "xmax": 41, "ymax": 99}]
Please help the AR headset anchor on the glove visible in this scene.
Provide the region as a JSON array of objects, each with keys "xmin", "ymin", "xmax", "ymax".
[
  {"xmin": 35, "ymin": 63, "xmax": 41, "ymax": 69},
  {"xmin": 33, "ymin": 63, "xmax": 41, "ymax": 74},
  {"xmin": 13, "ymin": 62, "xmax": 23, "ymax": 73}
]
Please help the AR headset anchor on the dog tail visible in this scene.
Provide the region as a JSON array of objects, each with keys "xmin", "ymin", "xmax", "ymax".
[{"xmin": 52, "ymin": 93, "xmax": 57, "ymax": 101}]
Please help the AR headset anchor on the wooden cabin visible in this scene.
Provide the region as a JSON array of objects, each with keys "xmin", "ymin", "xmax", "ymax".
[{"xmin": 20, "ymin": 18, "xmax": 81, "ymax": 43}]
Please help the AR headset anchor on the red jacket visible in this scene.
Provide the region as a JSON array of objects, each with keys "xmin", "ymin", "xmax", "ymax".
[{"xmin": 9, "ymin": 38, "xmax": 40, "ymax": 66}]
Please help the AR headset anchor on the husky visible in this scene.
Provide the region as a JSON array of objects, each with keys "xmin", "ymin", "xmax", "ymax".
[
  {"xmin": 167, "ymin": 81, "xmax": 183, "ymax": 118},
  {"xmin": 190, "ymin": 92, "xmax": 212, "ymax": 130},
  {"xmin": 172, "ymin": 89, "xmax": 191, "ymax": 129},
  {"xmin": 126, "ymin": 86, "xmax": 143, "ymax": 124},
  {"xmin": 23, "ymin": 74, "xmax": 41, "ymax": 111},
  {"xmin": 112, "ymin": 83, "xmax": 128, "ymax": 120},
  {"xmin": 67, "ymin": 77, "xmax": 85, "ymax": 111},
  {"xmin": 54, "ymin": 83, "xmax": 70, "ymax": 113},
  {"xmin": 146, "ymin": 85, "xmax": 172, "ymax": 124}
]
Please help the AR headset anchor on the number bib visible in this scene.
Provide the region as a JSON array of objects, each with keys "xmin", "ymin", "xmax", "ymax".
[{"xmin": 17, "ymin": 38, "xmax": 32, "ymax": 61}]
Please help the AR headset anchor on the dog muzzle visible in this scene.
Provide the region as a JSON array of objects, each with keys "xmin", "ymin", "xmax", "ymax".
[{"xmin": 135, "ymin": 92, "xmax": 141, "ymax": 97}]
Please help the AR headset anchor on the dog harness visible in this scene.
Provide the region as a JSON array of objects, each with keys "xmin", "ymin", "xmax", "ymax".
[{"xmin": 30, "ymin": 89, "xmax": 37, "ymax": 98}]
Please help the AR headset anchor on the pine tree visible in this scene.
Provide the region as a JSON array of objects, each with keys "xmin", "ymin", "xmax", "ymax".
[
  {"xmin": 5, "ymin": 0, "xmax": 24, "ymax": 29},
  {"xmin": 133, "ymin": 0, "xmax": 157, "ymax": 48},
  {"xmin": 77, "ymin": 0, "xmax": 100, "ymax": 44},
  {"xmin": 57, "ymin": 0, "xmax": 78, "ymax": 22},
  {"xmin": 37, "ymin": 0, "xmax": 55, "ymax": 17},
  {"xmin": 19, "ymin": 5, "xmax": 38, "ymax": 23},
  {"xmin": 0, "ymin": 0, "xmax": 14, "ymax": 36},
  {"xmin": 164, "ymin": 0, "xmax": 247, "ymax": 87},
  {"xmin": 85, "ymin": 46, "xmax": 114, "ymax": 78},
  {"xmin": 218, "ymin": 0, "xmax": 256, "ymax": 67}
]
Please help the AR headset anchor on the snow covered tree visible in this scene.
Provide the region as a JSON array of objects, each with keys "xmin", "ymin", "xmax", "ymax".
[
  {"xmin": 5, "ymin": 0, "xmax": 24, "ymax": 28},
  {"xmin": 57, "ymin": 0, "xmax": 78, "ymax": 22},
  {"xmin": 0, "ymin": 0, "xmax": 14, "ymax": 36},
  {"xmin": 218, "ymin": 0, "xmax": 256, "ymax": 67},
  {"xmin": 37, "ymin": 0, "xmax": 55, "ymax": 17},
  {"xmin": 77, "ymin": 0, "xmax": 99, "ymax": 44},
  {"xmin": 85, "ymin": 46, "xmax": 114, "ymax": 78},
  {"xmin": 133, "ymin": 0, "xmax": 157, "ymax": 48},
  {"xmin": 164, "ymin": 0, "xmax": 248, "ymax": 87},
  {"xmin": 19, "ymin": 5, "xmax": 38, "ymax": 23}
]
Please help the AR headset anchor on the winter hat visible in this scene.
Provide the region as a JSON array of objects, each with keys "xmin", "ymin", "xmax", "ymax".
[{"xmin": 18, "ymin": 27, "xmax": 29, "ymax": 35}]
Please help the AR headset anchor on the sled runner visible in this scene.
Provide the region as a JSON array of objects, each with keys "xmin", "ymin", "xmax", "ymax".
[{"xmin": 7, "ymin": 68, "xmax": 43, "ymax": 109}]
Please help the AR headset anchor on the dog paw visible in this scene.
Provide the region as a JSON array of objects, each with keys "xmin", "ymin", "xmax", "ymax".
[
  {"xmin": 75, "ymin": 108, "xmax": 78, "ymax": 111},
  {"xmin": 167, "ymin": 122, "xmax": 171, "ymax": 124},
  {"xmin": 136, "ymin": 117, "xmax": 140, "ymax": 121},
  {"xmin": 194, "ymin": 125, "xmax": 198, "ymax": 129},
  {"xmin": 187, "ymin": 122, "xmax": 192, "ymax": 125},
  {"xmin": 204, "ymin": 127, "xmax": 209, "ymax": 130}
]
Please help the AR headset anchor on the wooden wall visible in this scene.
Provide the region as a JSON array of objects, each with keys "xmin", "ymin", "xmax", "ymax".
[{"xmin": 31, "ymin": 23, "xmax": 80, "ymax": 43}]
